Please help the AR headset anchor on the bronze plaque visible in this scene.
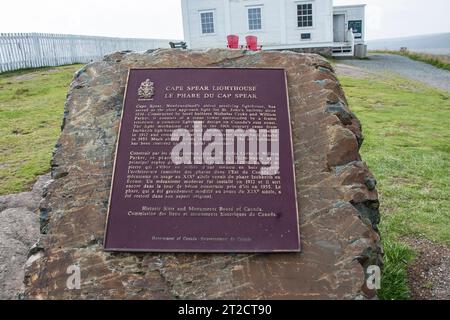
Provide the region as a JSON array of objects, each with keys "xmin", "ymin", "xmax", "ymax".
[{"xmin": 104, "ymin": 68, "xmax": 300, "ymax": 252}]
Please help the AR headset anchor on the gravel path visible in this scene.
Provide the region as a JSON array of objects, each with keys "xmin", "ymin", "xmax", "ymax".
[
  {"xmin": 405, "ymin": 237, "xmax": 450, "ymax": 300},
  {"xmin": 341, "ymin": 54, "xmax": 450, "ymax": 92}
]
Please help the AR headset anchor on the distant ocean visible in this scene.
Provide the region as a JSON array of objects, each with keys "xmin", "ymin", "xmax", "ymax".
[{"xmin": 367, "ymin": 33, "xmax": 450, "ymax": 56}]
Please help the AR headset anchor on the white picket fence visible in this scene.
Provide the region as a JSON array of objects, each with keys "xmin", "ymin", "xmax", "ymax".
[{"xmin": 0, "ymin": 33, "xmax": 178, "ymax": 73}]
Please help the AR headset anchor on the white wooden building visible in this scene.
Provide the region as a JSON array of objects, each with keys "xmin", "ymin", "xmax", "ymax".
[{"xmin": 181, "ymin": 0, "xmax": 366, "ymax": 57}]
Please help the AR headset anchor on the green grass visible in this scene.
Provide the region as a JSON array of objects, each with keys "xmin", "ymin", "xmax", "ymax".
[
  {"xmin": 377, "ymin": 239, "xmax": 415, "ymax": 300},
  {"xmin": 372, "ymin": 50, "xmax": 450, "ymax": 71},
  {"xmin": 378, "ymin": 240, "xmax": 415, "ymax": 300},
  {"xmin": 339, "ymin": 74, "xmax": 450, "ymax": 300},
  {"xmin": 0, "ymin": 64, "xmax": 82, "ymax": 194}
]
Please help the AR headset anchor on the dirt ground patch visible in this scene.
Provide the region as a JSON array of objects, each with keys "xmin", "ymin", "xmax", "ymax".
[
  {"xmin": 334, "ymin": 63, "xmax": 371, "ymax": 78},
  {"xmin": 404, "ymin": 237, "xmax": 450, "ymax": 300}
]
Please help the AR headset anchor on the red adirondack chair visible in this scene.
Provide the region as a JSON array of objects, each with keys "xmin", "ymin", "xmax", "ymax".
[
  {"xmin": 227, "ymin": 35, "xmax": 239, "ymax": 49},
  {"xmin": 245, "ymin": 36, "xmax": 262, "ymax": 51}
]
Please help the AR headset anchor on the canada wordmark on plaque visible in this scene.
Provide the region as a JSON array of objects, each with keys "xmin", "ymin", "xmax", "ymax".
[{"xmin": 104, "ymin": 68, "xmax": 300, "ymax": 252}]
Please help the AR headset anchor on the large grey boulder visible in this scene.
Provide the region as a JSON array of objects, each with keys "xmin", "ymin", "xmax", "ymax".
[{"xmin": 24, "ymin": 49, "xmax": 382, "ymax": 299}]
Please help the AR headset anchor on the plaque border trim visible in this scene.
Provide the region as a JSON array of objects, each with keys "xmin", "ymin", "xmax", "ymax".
[{"xmin": 103, "ymin": 67, "xmax": 301, "ymax": 253}]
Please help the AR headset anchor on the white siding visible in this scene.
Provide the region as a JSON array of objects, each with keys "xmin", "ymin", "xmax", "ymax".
[
  {"xmin": 182, "ymin": 0, "xmax": 228, "ymax": 49},
  {"xmin": 182, "ymin": 0, "xmax": 365, "ymax": 50},
  {"xmin": 228, "ymin": 0, "xmax": 282, "ymax": 47},
  {"xmin": 333, "ymin": 5, "xmax": 366, "ymax": 43},
  {"xmin": 182, "ymin": 0, "xmax": 337, "ymax": 50},
  {"xmin": 284, "ymin": 0, "xmax": 333, "ymax": 46}
]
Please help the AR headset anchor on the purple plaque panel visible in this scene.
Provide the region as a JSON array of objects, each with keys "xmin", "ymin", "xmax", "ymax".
[{"xmin": 104, "ymin": 68, "xmax": 300, "ymax": 252}]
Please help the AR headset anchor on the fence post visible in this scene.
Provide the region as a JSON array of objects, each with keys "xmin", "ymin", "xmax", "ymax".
[{"xmin": 0, "ymin": 33, "xmax": 174, "ymax": 73}]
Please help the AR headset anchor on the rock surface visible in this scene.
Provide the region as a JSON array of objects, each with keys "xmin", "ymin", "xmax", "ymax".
[
  {"xmin": 24, "ymin": 49, "xmax": 382, "ymax": 299},
  {"xmin": 0, "ymin": 174, "xmax": 51, "ymax": 300}
]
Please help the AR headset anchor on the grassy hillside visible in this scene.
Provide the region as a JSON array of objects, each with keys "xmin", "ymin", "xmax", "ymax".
[
  {"xmin": 0, "ymin": 65, "xmax": 82, "ymax": 194},
  {"xmin": 340, "ymin": 75, "xmax": 450, "ymax": 299},
  {"xmin": 0, "ymin": 64, "xmax": 448, "ymax": 300}
]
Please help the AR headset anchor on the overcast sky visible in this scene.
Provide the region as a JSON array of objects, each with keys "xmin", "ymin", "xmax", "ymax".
[{"xmin": 0, "ymin": 0, "xmax": 449, "ymax": 40}]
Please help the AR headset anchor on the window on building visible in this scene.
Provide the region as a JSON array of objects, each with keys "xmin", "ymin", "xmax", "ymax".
[
  {"xmin": 200, "ymin": 11, "xmax": 215, "ymax": 34},
  {"xmin": 248, "ymin": 7, "xmax": 262, "ymax": 30},
  {"xmin": 297, "ymin": 3, "xmax": 313, "ymax": 28},
  {"xmin": 301, "ymin": 33, "xmax": 311, "ymax": 40}
]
